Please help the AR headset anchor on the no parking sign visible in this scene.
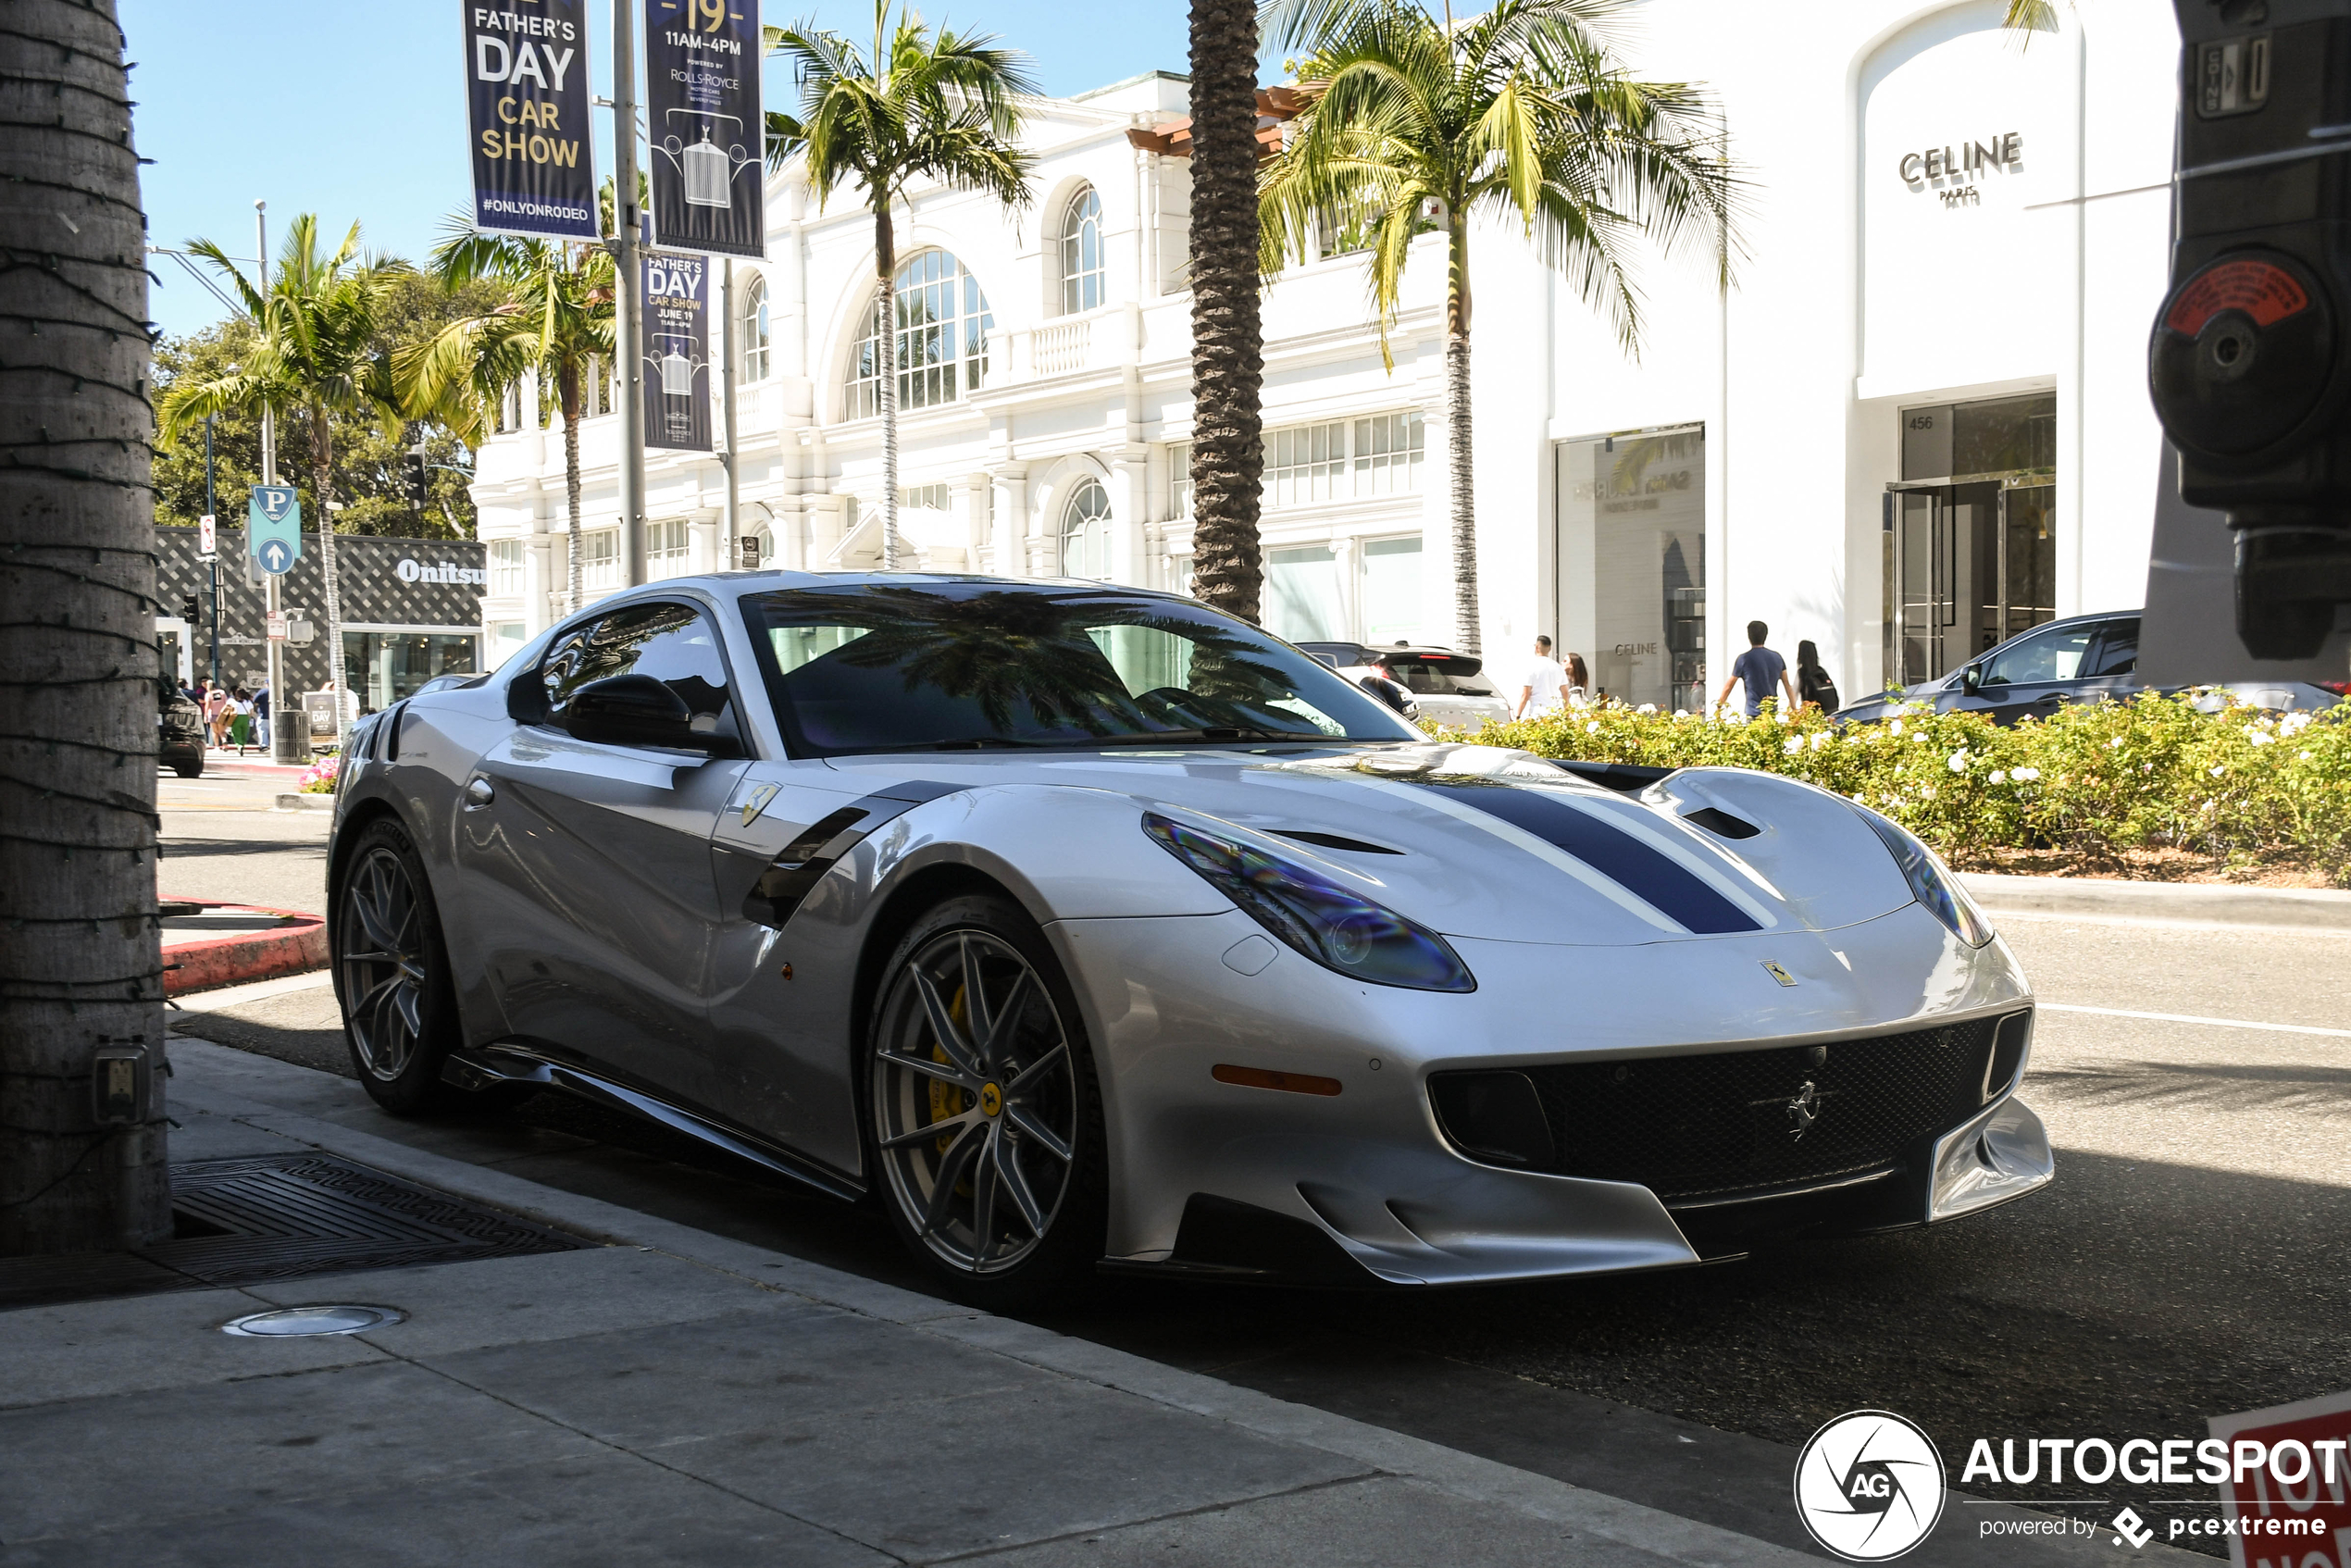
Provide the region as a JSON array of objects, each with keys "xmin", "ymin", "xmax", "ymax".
[{"xmin": 2209, "ymin": 1388, "xmax": 2351, "ymax": 1567}]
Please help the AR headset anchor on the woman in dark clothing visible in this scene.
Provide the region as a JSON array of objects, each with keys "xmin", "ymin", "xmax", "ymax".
[{"xmin": 1796, "ymin": 640, "xmax": 1840, "ymax": 713}]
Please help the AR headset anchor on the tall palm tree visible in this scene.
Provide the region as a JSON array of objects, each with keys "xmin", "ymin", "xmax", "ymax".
[
  {"xmin": 1186, "ymin": 0, "xmax": 1268, "ymax": 624},
  {"xmin": 398, "ymin": 221, "xmax": 616, "ymax": 614},
  {"xmin": 765, "ymin": 2, "xmax": 1037, "ymax": 571},
  {"xmin": 158, "ymin": 217, "xmax": 405, "ymax": 717},
  {"xmin": 1262, "ymin": 0, "xmax": 1741, "ymax": 653},
  {"xmin": 0, "ymin": 0, "xmax": 173, "ymax": 1254}
]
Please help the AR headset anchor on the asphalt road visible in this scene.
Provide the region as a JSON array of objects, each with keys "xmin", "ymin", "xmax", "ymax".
[{"xmin": 157, "ymin": 766, "xmax": 2351, "ymax": 1561}]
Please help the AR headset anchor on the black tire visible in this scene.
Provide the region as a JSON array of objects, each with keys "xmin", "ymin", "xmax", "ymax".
[
  {"xmin": 172, "ymin": 755, "xmax": 202, "ymax": 778},
  {"xmin": 865, "ymin": 894, "xmax": 1109, "ymax": 1310},
  {"xmin": 332, "ymin": 817, "xmax": 508, "ymax": 1115}
]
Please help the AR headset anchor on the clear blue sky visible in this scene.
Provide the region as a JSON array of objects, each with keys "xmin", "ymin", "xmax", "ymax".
[{"xmin": 125, "ymin": 1, "xmax": 1194, "ymax": 341}]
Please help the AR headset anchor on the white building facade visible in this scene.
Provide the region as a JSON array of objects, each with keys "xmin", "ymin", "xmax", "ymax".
[{"xmin": 469, "ymin": 0, "xmax": 2180, "ymax": 708}]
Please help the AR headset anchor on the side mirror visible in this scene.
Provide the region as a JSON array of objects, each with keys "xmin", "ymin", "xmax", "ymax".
[
  {"xmin": 565, "ymin": 674, "xmax": 715, "ymax": 752},
  {"xmin": 1960, "ymin": 665, "xmax": 1984, "ymax": 696},
  {"xmin": 1359, "ymin": 674, "xmax": 1412, "ymax": 716}
]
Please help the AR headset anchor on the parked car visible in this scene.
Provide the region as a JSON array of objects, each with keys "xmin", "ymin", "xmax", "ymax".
[
  {"xmin": 158, "ymin": 678, "xmax": 204, "ymax": 778},
  {"xmin": 1833, "ymin": 609, "xmax": 2348, "ymax": 727},
  {"xmin": 329, "ymin": 574, "xmax": 2048, "ymax": 1306},
  {"xmin": 1300, "ymin": 641, "xmax": 1512, "ymax": 730}
]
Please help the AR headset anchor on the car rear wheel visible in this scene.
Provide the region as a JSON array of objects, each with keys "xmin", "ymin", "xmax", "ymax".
[
  {"xmin": 172, "ymin": 753, "xmax": 202, "ymax": 778},
  {"xmin": 866, "ymin": 895, "xmax": 1106, "ymax": 1308},
  {"xmin": 335, "ymin": 818, "xmax": 506, "ymax": 1115}
]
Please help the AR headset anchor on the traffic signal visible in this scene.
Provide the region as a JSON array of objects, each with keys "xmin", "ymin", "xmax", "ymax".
[
  {"xmin": 180, "ymin": 592, "xmax": 200, "ymax": 624},
  {"xmin": 405, "ymin": 442, "xmax": 429, "ymax": 510},
  {"xmin": 2148, "ymin": 5, "xmax": 2351, "ymax": 659}
]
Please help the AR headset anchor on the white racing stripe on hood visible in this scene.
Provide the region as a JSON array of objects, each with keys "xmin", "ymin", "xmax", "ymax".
[{"xmin": 1319, "ymin": 770, "xmax": 1688, "ymax": 934}]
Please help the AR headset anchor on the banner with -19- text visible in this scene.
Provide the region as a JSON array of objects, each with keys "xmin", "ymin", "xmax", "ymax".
[
  {"xmin": 464, "ymin": 1, "xmax": 599, "ymax": 241},
  {"xmin": 644, "ymin": 0, "xmax": 765, "ymax": 257},
  {"xmin": 642, "ymin": 250, "xmax": 713, "ymax": 451}
]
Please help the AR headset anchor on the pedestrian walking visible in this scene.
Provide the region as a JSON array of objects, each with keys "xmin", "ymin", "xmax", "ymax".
[
  {"xmin": 1796, "ymin": 640, "xmax": 1840, "ymax": 714},
  {"xmin": 1514, "ymin": 635, "xmax": 1570, "ymax": 720},
  {"xmin": 229, "ymin": 687, "xmax": 254, "ymax": 754},
  {"xmin": 1563, "ymin": 652, "xmax": 1590, "ymax": 707},
  {"xmin": 1714, "ymin": 620, "xmax": 1798, "ymax": 719},
  {"xmin": 253, "ymin": 682, "xmax": 270, "ymax": 751},
  {"xmin": 202, "ymin": 679, "xmax": 230, "ymax": 749}
]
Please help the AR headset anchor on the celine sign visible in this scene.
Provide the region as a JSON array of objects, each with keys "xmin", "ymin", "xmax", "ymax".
[{"xmin": 1898, "ymin": 132, "xmax": 2022, "ymax": 186}]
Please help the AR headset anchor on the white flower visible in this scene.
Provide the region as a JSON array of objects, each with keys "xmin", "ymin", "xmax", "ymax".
[
  {"xmin": 1810, "ymin": 732, "xmax": 1830, "ymax": 751},
  {"xmin": 2108, "ymin": 736, "xmax": 2125, "ymax": 749},
  {"xmin": 1988, "ymin": 769, "xmax": 2007, "ymax": 785},
  {"xmin": 1947, "ymin": 750, "xmax": 1968, "ymax": 774},
  {"xmin": 1889, "ymin": 719, "xmax": 1904, "ymax": 736},
  {"xmin": 2210, "ymin": 765, "xmax": 2225, "ymax": 777},
  {"xmin": 1586, "ymin": 719, "xmax": 1601, "ymax": 734},
  {"xmin": 2245, "ymin": 728, "xmax": 2274, "ymax": 746},
  {"xmin": 1913, "ymin": 731, "xmax": 1929, "ymax": 743},
  {"xmin": 1776, "ymin": 707, "xmax": 1795, "ymax": 725},
  {"xmin": 2300, "ymin": 750, "xmax": 2314, "ymax": 760},
  {"xmin": 2011, "ymin": 765, "xmax": 2040, "ymax": 781},
  {"xmin": 1673, "ymin": 709, "xmax": 1692, "ymax": 721},
  {"xmin": 1783, "ymin": 738, "xmax": 1804, "ymax": 755},
  {"xmin": 1637, "ymin": 703, "xmax": 1657, "ymax": 716},
  {"xmin": 2282, "ymin": 711, "xmax": 2314, "ymax": 736}
]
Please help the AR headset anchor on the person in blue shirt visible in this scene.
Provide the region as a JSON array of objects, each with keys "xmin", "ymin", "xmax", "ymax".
[{"xmin": 1715, "ymin": 619, "xmax": 1797, "ymax": 718}]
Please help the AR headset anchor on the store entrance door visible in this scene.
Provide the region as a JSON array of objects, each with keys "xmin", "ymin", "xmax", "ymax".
[{"xmin": 1884, "ymin": 479, "xmax": 2057, "ymax": 688}]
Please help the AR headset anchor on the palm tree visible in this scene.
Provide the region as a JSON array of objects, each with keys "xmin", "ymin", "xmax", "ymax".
[
  {"xmin": 765, "ymin": 1, "xmax": 1038, "ymax": 570},
  {"xmin": 0, "ymin": 0, "xmax": 173, "ymax": 1253},
  {"xmin": 1261, "ymin": 0, "xmax": 1741, "ymax": 653},
  {"xmin": 1185, "ymin": 0, "xmax": 1269, "ymax": 624},
  {"xmin": 398, "ymin": 221, "xmax": 616, "ymax": 614},
  {"xmin": 158, "ymin": 217, "xmax": 405, "ymax": 718}
]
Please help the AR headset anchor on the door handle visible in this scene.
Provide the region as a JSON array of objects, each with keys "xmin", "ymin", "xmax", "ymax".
[
  {"xmin": 2034, "ymin": 693, "xmax": 2064, "ymax": 705},
  {"xmin": 463, "ymin": 776, "xmax": 495, "ymax": 809}
]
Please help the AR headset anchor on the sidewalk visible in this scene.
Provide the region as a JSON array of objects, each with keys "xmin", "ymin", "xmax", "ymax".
[{"xmin": 0, "ymin": 1039, "xmax": 1826, "ymax": 1568}]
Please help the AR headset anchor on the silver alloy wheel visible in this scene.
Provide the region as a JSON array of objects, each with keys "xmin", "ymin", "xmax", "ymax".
[
  {"xmin": 871, "ymin": 928, "xmax": 1079, "ymax": 1275},
  {"xmin": 339, "ymin": 845, "xmax": 429, "ymax": 1082}
]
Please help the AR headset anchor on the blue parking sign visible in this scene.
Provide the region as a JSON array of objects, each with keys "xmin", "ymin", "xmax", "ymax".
[{"xmin": 248, "ymin": 486, "xmax": 301, "ymax": 575}]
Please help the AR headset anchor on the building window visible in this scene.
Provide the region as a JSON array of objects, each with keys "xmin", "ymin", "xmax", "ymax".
[
  {"xmin": 739, "ymin": 276, "xmax": 770, "ymax": 383},
  {"xmin": 1361, "ymin": 535, "xmax": 1423, "ymax": 644},
  {"xmin": 1265, "ymin": 544, "xmax": 1343, "ymax": 642},
  {"xmin": 1169, "ymin": 441, "xmax": 1193, "ymax": 519},
  {"xmin": 901, "ymin": 483, "xmax": 952, "ymax": 512},
  {"xmin": 1553, "ymin": 426, "xmax": 1706, "ymax": 713},
  {"xmin": 490, "ymin": 621, "xmax": 529, "ymax": 670},
  {"xmin": 489, "ymin": 539, "xmax": 523, "ymax": 596},
  {"xmin": 1263, "ymin": 413, "xmax": 1424, "ymax": 508},
  {"xmin": 1060, "ymin": 186, "xmax": 1105, "ymax": 315},
  {"xmin": 647, "ymin": 518, "xmax": 690, "ymax": 579},
  {"xmin": 578, "ymin": 528, "xmax": 620, "ymax": 591},
  {"xmin": 1061, "ymin": 477, "xmax": 1113, "ymax": 579},
  {"xmin": 846, "ymin": 249, "xmax": 992, "ymax": 420}
]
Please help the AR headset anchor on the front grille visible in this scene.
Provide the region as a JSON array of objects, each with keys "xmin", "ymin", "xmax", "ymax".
[{"xmin": 1469, "ymin": 1017, "xmax": 2004, "ymax": 1204}]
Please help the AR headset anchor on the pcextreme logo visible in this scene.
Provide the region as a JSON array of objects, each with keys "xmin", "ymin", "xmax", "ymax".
[{"xmin": 1794, "ymin": 1410, "xmax": 1948, "ymax": 1562}]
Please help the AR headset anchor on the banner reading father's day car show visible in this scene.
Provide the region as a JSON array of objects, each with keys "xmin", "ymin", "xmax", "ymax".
[
  {"xmin": 643, "ymin": 0, "xmax": 765, "ymax": 257},
  {"xmin": 641, "ymin": 250, "xmax": 713, "ymax": 451},
  {"xmin": 464, "ymin": 0, "xmax": 599, "ymax": 241}
]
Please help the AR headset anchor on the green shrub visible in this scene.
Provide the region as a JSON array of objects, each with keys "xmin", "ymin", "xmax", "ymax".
[{"xmin": 1443, "ymin": 692, "xmax": 2351, "ymax": 885}]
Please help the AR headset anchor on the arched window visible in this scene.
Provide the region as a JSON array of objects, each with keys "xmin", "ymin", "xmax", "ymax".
[
  {"xmin": 846, "ymin": 249, "xmax": 992, "ymax": 420},
  {"xmin": 1059, "ymin": 187, "xmax": 1104, "ymax": 315},
  {"xmin": 739, "ymin": 275, "xmax": 769, "ymax": 383},
  {"xmin": 1061, "ymin": 477, "xmax": 1112, "ymax": 579}
]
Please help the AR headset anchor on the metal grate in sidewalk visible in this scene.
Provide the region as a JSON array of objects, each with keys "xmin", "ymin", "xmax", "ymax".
[{"xmin": 0, "ymin": 1152, "xmax": 589, "ymax": 1310}]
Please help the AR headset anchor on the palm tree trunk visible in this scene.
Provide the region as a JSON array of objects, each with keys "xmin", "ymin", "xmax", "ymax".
[
  {"xmin": 875, "ymin": 204, "xmax": 900, "ymax": 571},
  {"xmin": 1445, "ymin": 213, "xmax": 1477, "ymax": 654},
  {"xmin": 312, "ymin": 405, "xmax": 345, "ymax": 727},
  {"xmin": 560, "ymin": 360, "xmax": 584, "ymax": 614},
  {"xmin": 0, "ymin": 0, "xmax": 172, "ymax": 1253},
  {"xmin": 1186, "ymin": 0, "xmax": 1263, "ymax": 622}
]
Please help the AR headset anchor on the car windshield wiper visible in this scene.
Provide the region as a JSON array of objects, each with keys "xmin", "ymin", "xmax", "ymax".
[
  {"xmin": 1091, "ymin": 727, "xmax": 1328, "ymax": 745},
  {"xmin": 862, "ymin": 736, "xmax": 1058, "ymax": 753}
]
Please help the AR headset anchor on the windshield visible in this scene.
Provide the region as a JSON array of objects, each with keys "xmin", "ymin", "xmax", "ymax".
[{"xmin": 740, "ymin": 582, "xmax": 1422, "ymax": 756}]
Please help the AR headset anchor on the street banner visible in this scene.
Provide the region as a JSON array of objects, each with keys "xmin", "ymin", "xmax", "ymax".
[
  {"xmin": 2209, "ymin": 1388, "xmax": 2351, "ymax": 1568},
  {"xmin": 247, "ymin": 486, "xmax": 301, "ymax": 575},
  {"xmin": 641, "ymin": 249, "xmax": 713, "ymax": 451},
  {"xmin": 643, "ymin": 0, "xmax": 765, "ymax": 257},
  {"xmin": 464, "ymin": 1, "xmax": 598, "ymax": 241}
]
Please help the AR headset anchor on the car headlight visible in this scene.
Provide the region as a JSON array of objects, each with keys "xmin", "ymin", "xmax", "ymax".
[
  {"xmin": 1853, "ymin": 806, "xmax": 1995, "ymax": 947},
  {"xmin": 1141, "ymin": 813, "xmax": 1475, "ymax": 992}
]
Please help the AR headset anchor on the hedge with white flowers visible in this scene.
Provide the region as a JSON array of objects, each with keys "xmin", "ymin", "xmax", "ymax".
[{"xmin": 1449, "ymin": 693, "xmax": 2351, "ymax": 884}]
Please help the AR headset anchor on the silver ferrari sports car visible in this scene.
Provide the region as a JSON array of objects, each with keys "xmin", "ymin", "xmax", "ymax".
[{"xmin": 326, "ymin": 573, "xmax": 2052, "ymax": 1304}]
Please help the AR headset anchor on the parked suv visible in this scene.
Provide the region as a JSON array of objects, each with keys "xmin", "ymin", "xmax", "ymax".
[
  {"xmin": 157, "ymin": 677, "xmax": 204, "ymax": 777},
  {"xmin": 1835, "ymin": 610, "xmax": 2348, "ymax": 726},
  {"xmin": 1299, "ymin": 641, "xmax": 1513, "ymax": 730}
]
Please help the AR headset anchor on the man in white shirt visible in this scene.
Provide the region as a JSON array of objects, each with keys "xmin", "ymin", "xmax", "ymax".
[{"xmin": 1515, "ymin": 635, "xmax": 1570, "ymax": 719}]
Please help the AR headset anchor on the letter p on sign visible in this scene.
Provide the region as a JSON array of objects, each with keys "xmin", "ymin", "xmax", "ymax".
[{"xmin": 2209, "ymin": 1388, "xmax": 2351, "ymax": 1567}]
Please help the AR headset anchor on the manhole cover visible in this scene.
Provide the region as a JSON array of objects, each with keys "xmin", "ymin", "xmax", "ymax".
[{"xmin": 222, "ymin": 1304, "xmax": 405, "ymax": 1338}]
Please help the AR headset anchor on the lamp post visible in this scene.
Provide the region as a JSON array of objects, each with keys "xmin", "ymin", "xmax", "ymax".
[{"xmin": 204, "ymin": 413, "xmax": 220, "ymax": 691}]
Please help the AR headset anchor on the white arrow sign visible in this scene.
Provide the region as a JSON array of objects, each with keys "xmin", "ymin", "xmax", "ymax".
[{"xmin": 259, "ymin": 539, "xmax": 292, "ymax": 575}]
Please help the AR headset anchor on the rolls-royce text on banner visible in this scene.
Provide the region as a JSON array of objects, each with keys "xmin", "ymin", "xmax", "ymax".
[
  {"xmin": 644, "ymin": 0, "xmax": 765, "ymax": 257},
  {"xmin": 642, "ymin": 249, "xmax": 713, "ymax": 450},
  {"xmin": 464, "ymin": 0, "xmax": 598, "ymax": 241}
]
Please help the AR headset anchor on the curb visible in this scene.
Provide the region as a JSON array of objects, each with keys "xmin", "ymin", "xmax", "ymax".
[
  {"xmin": 273, "ymin": 793, "xmax": 334, "ymax": 812},
  {"xmin": 1959, "ymin": 872, "xmax": 2351, "ymax": 931},
  {"xmin": 161, "ymin": 900, "xmax": 329, "ymax": 996}
]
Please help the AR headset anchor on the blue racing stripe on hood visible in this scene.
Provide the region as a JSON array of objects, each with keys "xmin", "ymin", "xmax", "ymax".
[{"xmin": 1412, "ymin": 782, "xmax": 1761, "ymax": 934}]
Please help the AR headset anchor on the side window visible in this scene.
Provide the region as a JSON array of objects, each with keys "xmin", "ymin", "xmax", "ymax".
[
  {"xmin": 2085, "ymin": 618, "xmax": 2140, "ymax": 678},
  {"xmin": 537, "ymin": 602, "xmax": 738, "ymax": 739},
  {"xmin": 1980, "ymin": 624, "xmax": 2094, "ymax": 688}
]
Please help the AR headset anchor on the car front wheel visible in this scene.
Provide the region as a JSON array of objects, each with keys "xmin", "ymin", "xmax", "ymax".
[
  {"xmin": 866, "ymin": 894, "xmax": 1106, "ymax": 1308},
  {"xmin": 334, "ymin": 817, "xmax": 487, "ymax": 1115}
]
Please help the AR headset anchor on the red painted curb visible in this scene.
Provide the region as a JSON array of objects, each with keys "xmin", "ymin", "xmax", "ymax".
[{"xmin": 161, "ymin": 899, "xmax": 330, "ymax": 996}]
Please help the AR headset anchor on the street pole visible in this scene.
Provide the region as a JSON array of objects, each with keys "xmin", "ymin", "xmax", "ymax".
[
  {"xmin": 256, "ymin": 199, "xmax": 297, "ymax": 765},
  {"xmin": 205, "ymin": 415, "xmax": 219, "ymax": 691},
  {"xmin": 612, "ymin": 0, "xmax": 648, "ymax": 589},
  {"xmin": 721, "ymin": 259, "xmax": 739, "ymax": 572}
]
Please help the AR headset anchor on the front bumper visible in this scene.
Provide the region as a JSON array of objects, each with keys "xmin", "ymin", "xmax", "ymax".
[{"xmin": 1049, "ymin": 902, "xmax": 2049, "ymax": 1286}]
